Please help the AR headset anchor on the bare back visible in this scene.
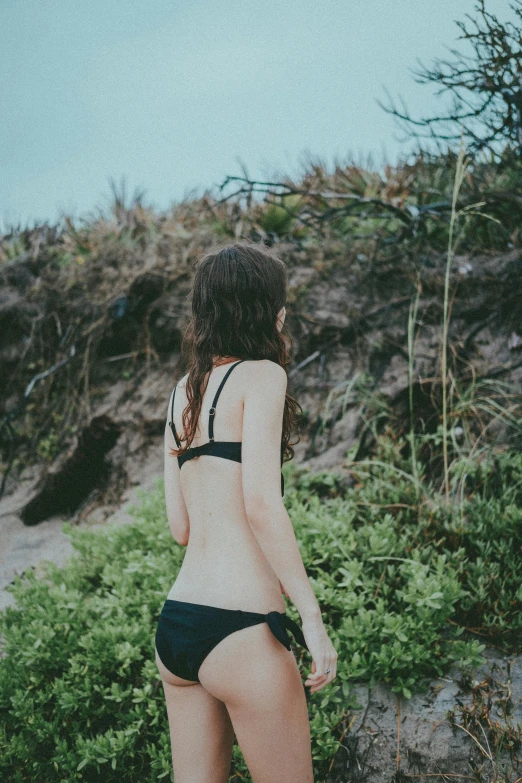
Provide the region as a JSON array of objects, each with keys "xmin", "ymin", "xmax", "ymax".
[{"xmin": 165, "ymin": 359, "xmax": 287, "ymax": 614}]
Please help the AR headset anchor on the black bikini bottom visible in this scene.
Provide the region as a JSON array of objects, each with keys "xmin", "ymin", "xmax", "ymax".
[{"xmin": 155, "ymin": 598, "xmax": 309, "ymax": 683}]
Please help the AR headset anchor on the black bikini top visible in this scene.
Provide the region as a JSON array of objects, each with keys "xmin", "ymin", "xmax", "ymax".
[{"xmin": 169, "ymin": 359, "xmax": 285, "ymax": 496}]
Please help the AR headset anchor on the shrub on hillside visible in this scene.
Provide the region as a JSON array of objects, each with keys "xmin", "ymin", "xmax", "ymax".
[{"xmin": 2, "ymin": 444, "xmax": 520, "ymax": 782}]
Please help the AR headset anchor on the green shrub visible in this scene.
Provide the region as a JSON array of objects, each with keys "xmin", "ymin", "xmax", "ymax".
[
  {"xmin": 3, "ymin": 444, "xmax": 520, "ymax": 781},
  {"xmin": 257, "ymin": 195, "xmax": 301, "ymax": 236},
  {"xmin": 0, "ymin": 487, "xmax": 180, "ymax": 783}
]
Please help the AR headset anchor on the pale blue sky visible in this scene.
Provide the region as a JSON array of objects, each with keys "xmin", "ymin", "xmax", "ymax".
[{"xmin": 0, "ymin": 0, "xmax": 514, "ymax": 228}]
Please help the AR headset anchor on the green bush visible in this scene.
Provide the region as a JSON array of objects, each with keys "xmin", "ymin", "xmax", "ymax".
[
  {"xmin": 257, "ymin": 195, "xmax": 301, "ymax": 236},
  {"xmin": 3, "ymin": 443, "xmax": 520, "ymax": 782}
]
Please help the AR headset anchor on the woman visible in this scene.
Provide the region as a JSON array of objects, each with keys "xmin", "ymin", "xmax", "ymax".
[{"xmin": 155, "ymin": 241, "xmax": 338, "ymax": 783}]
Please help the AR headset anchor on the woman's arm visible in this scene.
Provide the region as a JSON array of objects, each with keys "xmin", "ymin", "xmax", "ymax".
[
  {"xmin": 241, "ymin": 360, "xmax": 321, "ymax": 621},
  {"xmin": 164, "ymin": 398, "xmax": 190, "ymax": 546}
]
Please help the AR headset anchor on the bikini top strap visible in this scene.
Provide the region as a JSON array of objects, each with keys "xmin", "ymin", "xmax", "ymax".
[
  {"xmin": 208, "ymin": 359, "xmax": 246, "ymax": 441},
  {"xmin": 169, "ymin": 384, "xmax": 181, "ymax": 448}
]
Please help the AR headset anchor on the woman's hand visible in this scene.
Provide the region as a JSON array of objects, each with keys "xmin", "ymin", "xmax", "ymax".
[{"xmin": 302, "ymin": 616, "xmax": 338, "ymax": 693}]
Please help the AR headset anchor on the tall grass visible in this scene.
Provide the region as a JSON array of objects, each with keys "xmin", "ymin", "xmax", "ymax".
[
  {"xmin": 438, "ymin": 135, "xmax": 512, "ymax": 504},
  {"xmin": 441, "ymin": 137, "xmax": 468, "ymax": 503},
  {"xmin": 407, "ymin": 274, "xmax": 421, "ymax": 495}
]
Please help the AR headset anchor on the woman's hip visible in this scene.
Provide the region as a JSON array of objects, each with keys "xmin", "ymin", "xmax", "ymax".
[{"xmin": 154, "ymin": 598, "xmax": 308, "ymax": 684}]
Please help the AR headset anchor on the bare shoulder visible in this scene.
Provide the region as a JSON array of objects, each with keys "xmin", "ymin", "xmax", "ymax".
[{"xmin": 242, "ymin": 359, "xmax": 287, "ymax": 393}]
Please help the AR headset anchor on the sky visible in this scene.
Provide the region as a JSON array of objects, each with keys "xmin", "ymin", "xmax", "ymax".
[{"xmin": 0, "ymin": 0, "xmax": 515, "ymax": 229}]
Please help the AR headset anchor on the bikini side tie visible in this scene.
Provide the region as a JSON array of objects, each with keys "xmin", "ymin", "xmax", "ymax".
[{"xmin": 264, "ymin": 611, "xmax": 309, "ymax": 652}]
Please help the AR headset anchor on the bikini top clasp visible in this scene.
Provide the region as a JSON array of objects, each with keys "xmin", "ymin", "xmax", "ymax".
[{"xmin": 169, "ymin": 359, "xmax": 246, "ymax": 451}]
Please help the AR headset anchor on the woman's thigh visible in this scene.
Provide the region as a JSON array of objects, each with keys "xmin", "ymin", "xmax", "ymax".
[
  {"xmin": 155, "ymin": 648, "xmax": 235, "ymax": 783},
  {"xmin": 198, "ymin": 623, "xmax": 314, "ymax": 783}
]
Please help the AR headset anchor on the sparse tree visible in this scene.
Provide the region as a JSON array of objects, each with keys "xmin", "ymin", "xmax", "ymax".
[{"xmin": 379, "ymin": 0, "xmax": 522, "ymax": 157}]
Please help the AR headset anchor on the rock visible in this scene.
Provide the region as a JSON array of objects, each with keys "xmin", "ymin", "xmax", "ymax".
[
  {"xmin": 327, "ymin": 646, "xmax": 522, "ymax": 781},
  {"xmin": 0, "ymin": 447, "xmax": 163, "ymax": 612},
  {"xmin": 20, "ymin": 415, "xmax": 121, "ymax": 525}
]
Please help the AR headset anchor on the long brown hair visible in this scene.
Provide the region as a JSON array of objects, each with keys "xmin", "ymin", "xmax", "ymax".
[{"xmin": 171, "ymin": 241, "xmax": 301, "ymax": 463}]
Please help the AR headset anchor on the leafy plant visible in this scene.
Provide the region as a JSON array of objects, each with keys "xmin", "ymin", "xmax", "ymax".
[
  {"xmin": 257, "ymin": 194, "xmax": 301, "ymax": 236},
  {"xmin": 4, "ymin": 439, "xmax": 521, "ymax": 782}
]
